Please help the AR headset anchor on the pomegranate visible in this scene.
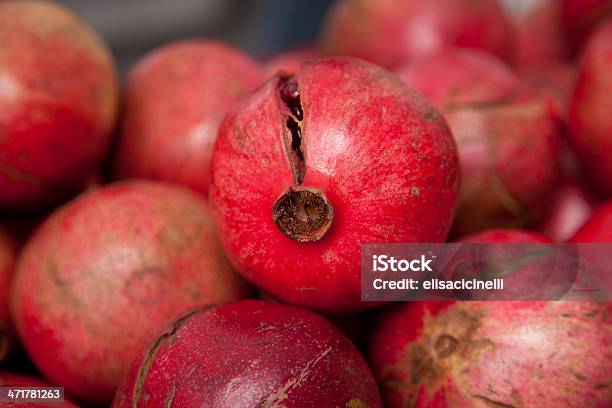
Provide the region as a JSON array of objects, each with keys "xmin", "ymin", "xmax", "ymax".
[
  {"xmin": 521, "ymin": 62, "xmax": 577, "ymax": 123},
  {"xmin": 114, "ymin": 40, "xmax": 264, "ymax": 195},
  {"xmin": 320, "ymin": 0, "xmax": 512, "ymax": 69},
  {"xmin": 0, "ymin": 0, "xmax": 118, "ymax": 208},
  {"xmin": 209, "ymin": 57, "xmax": 459, "ymax": 314},
  {"xmin": 0, "ymin": 226, "xmax": 16, "ymax": 362},
  {"xmin": 10, "ymin": 180, "xmax": 250, "ymax": 404},
  {"xmin": 113, "ymin": 300, "xmax": 383, "ymax": 408},
  {"xmin": 370, "ymin": 301, "xmax": 612, "ymax": 407},
  {"xmin": 397, "ymin": 49, "xmax": 560, "ymax": 235},
  {"xmin": 506, "ymin": 0, "xmax": 568, "ymax": 68},
  {"xmin": 562, "ymin": 0, "xmax": 612, "ymax": 54},
  {"xmin": 263, "ymin": 48, "xmax": 320, "ymax": 77},
  {"xmin": 538, "ymin": 181, "xmax": 596, "ymax": 242},
  {"xmin": 568, "ymin": 22, "xmax": 612, "ymax": 197}
]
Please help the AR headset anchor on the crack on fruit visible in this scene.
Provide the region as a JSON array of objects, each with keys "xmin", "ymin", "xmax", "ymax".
[
  {"xmin": 163, "ymin": 385, "xmax": 176, "ymax": 408},
  {"xmin": 346, "ymin": 397, "xmax": 369, "ymax": 408},
  {"xmin": 259, "ymin": 346, "xmax": 332, "ymax": 407},
  {"xmin": 277, "ymin": 75, "xmax": 305, "ymax": 185},
  {"xmin": 272, "ymin": 187, "xmax": 333, "ymax": 242},
  {"xmin": 471, "ymin": 394, "xmax": 518, "ymax": 408},
  {"xmin": 0, "ymin": 162, "xmax": 70, "ymax": 191},
  {"xmin": 132, "ymin": 306, "xmax": 211, "ymax": 408}
]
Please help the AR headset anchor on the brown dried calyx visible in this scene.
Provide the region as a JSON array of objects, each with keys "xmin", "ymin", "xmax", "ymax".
[{"xmin": 273, "ymin": 187, "xmax": 333, "ymax": 242}]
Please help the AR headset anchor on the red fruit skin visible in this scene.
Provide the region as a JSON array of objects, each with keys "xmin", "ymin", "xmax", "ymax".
[
  {"xmin": 398, "ymin": 49, "xmax": 561, "ymax": 235},
  {"xmin": 538, "ymin": 181, "xmax": 596, "ymax": 242},
  {"xmin": 113, "ymin": 300, "xmax": 383, "ymax": 408},
  {"xmin": 263, "ymin": 48, "xmax": 320, "ymax": 77},
  {"xmin": 114, "ymin": 40, "xmax": 264, "ymax": 195},
  {"xmin": 0, "ymin": 0, "xmax": 118, "ymax": 208},
  {"xmin": 569, "ymin": 23, "xmax": 612, "ymax": 197},
  {"xmin": 370, "ymin": 301, "xmax": 612, "ymax": 408},
  {"xmin": 0, "ymin": 227, "xmax": 16, "ymax": 362},
  {"xmin": 0, "ymin": 371, "xmax": 77, "ymax": 408},
  {"xmin": 569, "ymin": 201, "xmax": 612, "ymax": 242},
  {"xmin": 458, "ymin": 228, "xmax": 552, "ymax": 244},
  {"xmin": 562, "ymin": 0, "xmax": 612, "ymax": 54},
  {"xmin": 507, "ymin": 0, "xmax": 568, "ymax": 68},
  {"xmin": 10, "ymin": 181, "xmax": 250, "ymax": 405},
  {"xmin": 320, "ymin": 0, "xmax": 512, "ymax": 69},
  {"xmin": 210, "ymin": 57, "xmax": 459, "ymax": 314},
  {"xmin": 521, "ymin": 62, "xmax": 577, "ymax": 123}
]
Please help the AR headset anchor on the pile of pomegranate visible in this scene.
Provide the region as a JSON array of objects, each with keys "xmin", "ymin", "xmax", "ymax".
[{"xmin": 0, "ymin": 0, "xmax": 610, "ymax": 407}]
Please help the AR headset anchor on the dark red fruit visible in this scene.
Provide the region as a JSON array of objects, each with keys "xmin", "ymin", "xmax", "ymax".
[
  {"xmin": 562, "ymin": 0, "xmax": 612, "ymax": 54},
  {"xmin": 0, "ymin": 227, "xmax": 16, "ymax": 362},
  {"xmin": 398, "ymin": 49, "xmax": 560, "ymax": 235},
  {"xmin": 370, "ymin": 301, "xmax": 612, "ymax": 407},
  {"xmin": 10, "ymin": 181, "xmax": 250, "ymax": 404},
  {"xmin": 210, "ymin": 57, "xmax": 459, "ymax": 314},
  {"xmin": 320, "ymin": 0, "xmax": 512, "ymax": 69},
  {"xmin": 568, "ymin": 22, "xmax": 612, "ymax": 196},
  {"xmin": 114, "ymin": 40, "xmax": 264, "ymax": 195},
  {"xmin": 113, "ymin": 300, "xmax": 383, "ymax": 408},
  {"xmin": 0, "ymin": 0, "xmax": 118, "ymax": 208},
  {"xmin": 507, "ymin": 0, "xmax": 568, "ymax": 68}
]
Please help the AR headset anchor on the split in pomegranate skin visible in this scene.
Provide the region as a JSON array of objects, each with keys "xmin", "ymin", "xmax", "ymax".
[
  {"xmin": 397, "ymin": 49, "xmax": 561, "ymax": 236},
  {"xmin": 209, "ymin": 57, "xmax": 460, "ymax": 314},
  {"xmin": 114, "ymin": 40, "xmax": 264, "ymax": 195},
  {"xmin": 0, "ymin": 0, "xmax": 118, "ymax": 208},
  {"xmin": 568, "ymin": 22, "xmax": 612, "ymax": 197},
  {"xmin": 10, "ymin": 180, "xmax": 250, "ymax": 405},
  {"xmin": 320, "ymin": 0, "xmax": 512, "ymax": 69},
  {"xmin": 112, "ymin": 300, "xmax": 383, "ymax": 408},
  {"xmin": 370, "ymin": 301, "xmax": 612, "ymax": 408}
]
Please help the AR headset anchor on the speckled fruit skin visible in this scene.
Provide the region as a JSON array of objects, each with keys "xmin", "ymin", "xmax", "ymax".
[
  {"xmin": 0, "ymin": 227, "xmax": 16, "ymax": 362},
  {"xmin": 370, "ymin": 301, "xmax": 612, "ymax": 408},
  {"xmin": 320, "ymin": 0, "xmax": 512, "ymax": 69},
  {"xmin": 114, "ymin": 40, "xmax": 263, "ymax": 195},
  {"xmin": 569, "ymin": 23, "xmax": 612, "ymax": 197},
  {"xmin": 209, "ymin": 57, "xmax": 459, "ymax": 314},
  {"xmin": 538, "ymin": 181, "xmax": 595, "ymax": 242},
  {"xmin": 10, "ymin": 181, "xmax": 250, "ymax": 405},
  {"xmin": 562, "ymin": 0, "xmax": 612, "ymax": 55},
  {"xmin": 113, "ymin": 300, "xmax": 383, "ymax": 408},
  {"xmin": 263, "ymin": 48, "xmax": 319, "ymax": 77},
  {"xmin": 0, "ymin": 0, "xmax": 118, "ymax": 208},
  {"xmin": 398, "ymin": 49, "xmax": 560, "ymax": 236},
  {"xmin": 0, "ymin": 371, "xmax": 77, "ymax": 408}
]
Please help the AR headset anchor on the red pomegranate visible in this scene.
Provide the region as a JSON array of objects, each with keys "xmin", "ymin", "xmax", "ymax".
[
  {"xmin": 568, "ymin": 22, "xmax": 612, "ymax": 197},
  {"xmin": 320, "ymin": 0, "xmax": 512, "ymax": 69},
  {"xmin": 263, "ymin": 48, "xmax": 320, "ymax": 77},
  {"xmin": 0, "ymin": 0, "xmax": 118, "ymax": 208},
  {"xmin": 10, "ymin": 181, "xmax": 250, "ymax": 405},
  {"xmin": 114, "ymin": 40, "xmax": 264, "ymax": 195},
  {"xmin": 0, "ymin": 226, "xmax": 16, "ymax": 362},
  {"xmin": 562, "ymin": 0, "xmax": 612, "ymax": 54},
  {"xmin": 370, "ymin": 301, "xmax": 612, "ymax": 407},
  {"xmin": 209, "ymin": 57, "xmax": 459, "ymax": 314},
  {"xmin": 113, "ymin": 300, "xmax": 383, "ymax": 408},
  {"xmin": 398, "ymin": 49, "xmax": 560, "ymax": 235}
]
